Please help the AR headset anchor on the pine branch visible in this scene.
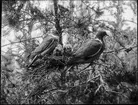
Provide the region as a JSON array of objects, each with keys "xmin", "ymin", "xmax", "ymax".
[
  {"xmin": 104, "ymin": 45, "xmax": 137, "ymax": 53},
  {"xmin": 2, "ymin": 36, "xmax": 43, "ymax": 47}
]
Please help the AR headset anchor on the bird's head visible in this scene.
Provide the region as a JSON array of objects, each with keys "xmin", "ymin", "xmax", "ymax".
[
  {"xmin": 53, "ymin": 44, "xmax": 63, "ymax": 56},
  {"xmin": 63, "ymin": 44, "xmax": 73, "ymax": 56},
  {"xmin": 95, "ymin": 31, "xmax": 108, "ymax": 40}
]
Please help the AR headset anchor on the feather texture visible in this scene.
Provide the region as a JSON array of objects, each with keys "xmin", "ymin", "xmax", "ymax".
[
  {"xmin": 74, "ymin": 39, "xmax": 103, "ymax": 59},
  {"xmin": 29, "ymin": 35, "xmax": 59, "ymax": 60},
  {"xmin": 67, "ymin": 31, "xmax": 108, "ymax": 65}
]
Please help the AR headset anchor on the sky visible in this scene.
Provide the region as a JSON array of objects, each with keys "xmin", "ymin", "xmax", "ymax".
[{"xmin": 1, "ymin": 0, "xmax": 137, "ymax": 54}]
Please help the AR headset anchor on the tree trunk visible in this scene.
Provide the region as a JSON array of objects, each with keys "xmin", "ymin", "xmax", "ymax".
[{"xmin": 53, "ymin": 0, "xmax": 63, "ymax": 45}]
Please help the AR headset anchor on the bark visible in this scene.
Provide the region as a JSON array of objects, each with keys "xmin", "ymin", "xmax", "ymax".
[{"xmin": 53, "ymin": 0, "xmax": 63, "ymax": 45}]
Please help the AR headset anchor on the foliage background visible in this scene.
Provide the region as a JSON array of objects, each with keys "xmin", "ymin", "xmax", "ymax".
[{"xmin": 1, "ymin": 0, "xmax": 137, "ymax": 104}]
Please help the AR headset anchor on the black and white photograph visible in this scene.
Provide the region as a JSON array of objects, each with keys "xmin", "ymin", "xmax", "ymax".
[{"xmin": 1, "ymin": 0, "xmax": 137, "ymax": 104}]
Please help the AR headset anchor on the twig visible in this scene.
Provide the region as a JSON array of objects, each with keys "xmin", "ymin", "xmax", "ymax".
[
  {"xmin": 42, "ymin": 88, "xmax": 59, "ymax": 94},
  {"xmin": 79, "ymin": 63, "xmax": 92, "ymax": 72},
  {"xmin": 88, "ymin": 74, "xmax": 100, "ymax": 82},
  {"xmin": 124, "ymin": 19, "xmax": 137, "ymax": 24},
  {"xmin": 94, "ymin": 84, "xmax": 103, "ymax": 95},
  {"xmin": 82, "ymin": 1, "xmax": 117, "ymax": 11},
  {"xmin": 77, "ymin": 68, "xmax": 93, "ymax": 75},
  {"xmin": 77, "ymin": 61, "xmax": 100, "ymax": 75},
  {"xmin": 105, "ymin": 89, "xmax": 122, "ymax": 94},
  {"xmin": 104, "ymin": 45, "xmax": 137, "ymax": 53},
  {"xmin": 1, "ymin": 35, "xmax": 43, "ymax": 47}
]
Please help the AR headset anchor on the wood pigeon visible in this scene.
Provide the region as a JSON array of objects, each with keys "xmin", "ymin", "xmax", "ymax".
[
  {"xmin": 28, "ymin": 31, "xmax": 59, "ymax": 63},
  {"xmin": 67, "ymin": 31, "xmax": 108, "ymax": 65}
]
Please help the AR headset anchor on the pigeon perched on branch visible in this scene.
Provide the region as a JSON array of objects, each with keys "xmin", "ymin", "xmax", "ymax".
[
  {"xmin": 67, "ymin": 31, "xmax": 108, "ymax": 65},
  {"xmin": 28, "ymin": 30, "xmax": 59, "ymax": 67}
]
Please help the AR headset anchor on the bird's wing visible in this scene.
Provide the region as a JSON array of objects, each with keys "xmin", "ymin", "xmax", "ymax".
[
  {"xmin": 40, "ymin": 38, "xmax": 58, "ymax": 56},
  {"xmin": 74, "ymin": 39, "xmax": 102, "ymax": 58},
  {"xmin": 30, "ymin": 36, "xmax": 58, "ymax": 59}
]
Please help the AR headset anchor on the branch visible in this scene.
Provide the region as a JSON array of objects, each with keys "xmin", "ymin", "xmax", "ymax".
[
  {"xmin": 82, "ymin": 1, "xmax": 117, "ymax": 12},
  {"xmin": 1, "ymin": 36, "xmax": 43, "ymax": 47},
  {"xmin": 123, "ymin": 19, "xmax": 137, "ymax": 24},
  {"xmin": 77, "ymin": 68, "xmax": 93, "ymax": 75},
  {"xmin": 77, "ymin": 63, "xmax": 95, "ymax": 75},
  {"xmin": 105, "ymin": 89, "xmax": 122, "ymax": 94},
  {"xmin": 53, "ymin": 0, "xmax": 62, "ymax": 45},
  {"xmin": 94, "ymin": 84, "xmax": 103, "ymax": 95},
  {"xmin": 104, "ymin": 45, "xmax": 137, "ymax": 53}
]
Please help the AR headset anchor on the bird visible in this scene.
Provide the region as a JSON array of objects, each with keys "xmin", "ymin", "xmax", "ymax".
[
  {"xmin": 53, "ymin": 44, "xmax": 63, "ymax": 56},
  {"xmin": 63, "ymin": 43, "xmax": 73, "ymax": 57},
  {"xmin": 28, "ymin": 30, "xmax": 59, "ymax": 66},
  {"xmin": 67, "ymin": 31, "xmax": 108, "ymax": 65}
]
